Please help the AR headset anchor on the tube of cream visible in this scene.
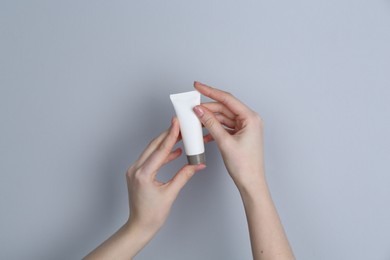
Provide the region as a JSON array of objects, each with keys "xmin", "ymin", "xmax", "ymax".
[{"xmin": 170, "ymin": 90, "xmax": 205, "ymax": 165}]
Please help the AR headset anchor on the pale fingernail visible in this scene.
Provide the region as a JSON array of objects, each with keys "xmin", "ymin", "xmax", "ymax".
[
  {"xmin": 194, "ymin": 81, "xmax": 207, "ymax": 86},
  {"xmin": 197, "ymin": 81, "xmax": 209, "ymax": 87},
  {"xmin": 196, "ymin": 164, "xmax": 206, "ymax": 171},
  {"xmin": 193, "ymin": 106, "xmax": 204, "ymax": 117}
]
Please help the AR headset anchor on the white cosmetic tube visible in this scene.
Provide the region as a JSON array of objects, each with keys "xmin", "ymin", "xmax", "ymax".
[{"xmin": 170, "ymin": 90, "xmax": 205, "ymax": 165}]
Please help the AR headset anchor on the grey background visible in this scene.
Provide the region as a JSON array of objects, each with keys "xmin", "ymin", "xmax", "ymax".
[{"xmin": 1, "ymin": 0, "xmax": 389, "ymax": 259}]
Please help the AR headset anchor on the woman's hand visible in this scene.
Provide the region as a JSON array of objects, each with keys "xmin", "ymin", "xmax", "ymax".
[
  {"xmin": 193, "ymin": 81, "xmax": 265, "ymax": 192},
  {"xmin": 193, "ymin": 81, "xmax": 294, "ymax": 260},
  {"xmin": 84, "ymin": 117, "xmax": 205, "ymax": 260},
  {"xmin": 126, "ymin": 117, "xmax": 205, "ymax": 233}
]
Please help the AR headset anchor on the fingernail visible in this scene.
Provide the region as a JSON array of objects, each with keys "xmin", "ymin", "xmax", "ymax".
[
  {"xmin": 193, "ymin": 106, "xmax": 204, "ymax": 117},
  {"xmin": 196, "ymin": 164, "xmax": 206, "ymax": 171},
  {"xmin": 194, "ymin": 81, "xmax": 206, "ymax": 86}
]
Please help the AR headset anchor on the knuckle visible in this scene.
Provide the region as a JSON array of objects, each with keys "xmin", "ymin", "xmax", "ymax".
[
  {"xmin": 208, "ymin": 87, "xmax": 217, "ymax": 97},
  {"xmin": 134, "ymin": 167, "xmax": 146, "ymax": 180},
  {"xmin": 204, "ymin": 115, "xmax": 215, "ymax": 129},
  {"xmin": 224, "ymin": 91, "xmax": 233, "ymax": 97},
  {"xmin": 184, "ymin": 168, "xmax": 195, "ymax": 179},
  {"xmin": 158, "ymin": 128, "xmax": 177, "ymax": 153},
  {"xmin": 158, "ymin": 141, "xmax": 170, "ymax": 154},
  {"xmin": 126, "ymin": 165, "xmax": 135, "ymax": 178},
  {"xmin": 250, "ymin": 112, "xmax": 264, "ymax": 127},
  {"xmin": 158, "ymin": 141, "xmax": 166, "ymax": 151},
  {"xmin": 148, "ymin": 137, "xmax": 158, "ymax": 147},
  {"xmin": 221, "ymin": 95, "xmax": 229, "ymax": 105},
  {"xmin": 255, "ymin": 113, "xmax": 264, "ymax": 124},
  {"xmin": 222, "ymin": 91, "xmax": 233, "ymax": 102}
]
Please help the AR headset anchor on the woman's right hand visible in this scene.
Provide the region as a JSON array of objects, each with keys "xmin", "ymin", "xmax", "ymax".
[
  {"xmin": 194, "ymin": 82, "xmax": 295, "ymax": 260},
  {"xmin": 193, "ymin": 81, "xmax": 266, "ymax": 192}
]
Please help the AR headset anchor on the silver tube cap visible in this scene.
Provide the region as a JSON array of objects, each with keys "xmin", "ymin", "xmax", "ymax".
[{"xmin": 187, "ymin": 153, "xmax": 206, "ymax": 165}]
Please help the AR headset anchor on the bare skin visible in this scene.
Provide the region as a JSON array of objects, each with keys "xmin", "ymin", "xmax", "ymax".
[
  {"xmin": 84, "ymin": 81, "xmax": 294, "ymax": 260},
  {"xmin": 84, "ymin": 118, "xmax": 206, "ymax": 259},
  {"xmin": 193, "ymin": 81, "xmax": 294, "ymax": 260}
]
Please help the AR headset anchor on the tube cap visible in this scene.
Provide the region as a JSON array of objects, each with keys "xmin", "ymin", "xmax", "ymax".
[{"xmin": 187, "ymin": 153, "xmax": 206, "ymax": 165}]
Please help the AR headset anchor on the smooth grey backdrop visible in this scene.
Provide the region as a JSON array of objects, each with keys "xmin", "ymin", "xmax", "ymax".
[{"xmin": 1, "ymin": 1, "xmax": 390, "ymax": 259}]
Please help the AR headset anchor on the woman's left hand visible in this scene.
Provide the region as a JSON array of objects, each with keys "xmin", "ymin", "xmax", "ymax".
[
  {"xmin": 126, "ymin": 117, "xmax": 206, "ymax": 233},
  {"xmin": 85, "ymin": 117, "xmax": 206, "ymax": 260}
]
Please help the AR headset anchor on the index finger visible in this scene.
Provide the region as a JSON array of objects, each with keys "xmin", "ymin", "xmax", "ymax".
[
  {"xmin": 136, "ymin": 117, "xmax": 182, "ymax": 168},
  {"xmin": 141, "ymin": 117, "xmax": 181, "ymax": 176},
  {"xmin": 194, "ymin": 81, "xmax": 250, "ymax": 116}
]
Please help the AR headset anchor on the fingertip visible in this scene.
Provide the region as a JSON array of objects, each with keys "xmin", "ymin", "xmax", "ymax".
[
  {"xmin": 183, "ymin": 163, "xmax": 204, "ymax": 173},
  {"xmin": 171, "ymin": 116, "xmax": 178, "ymax": 124},
  {"xmin": 194, "ymin": 81, "xmax": 208, "ymax": 89},
  {"xmin": 173, "ymin": 147, "xmax": 182, "ymax": 154},
  {"xmin": 187, "ymin": 163, "xmax": 206, "ymax": 172},
  {"xmin": 193, "ymin": 105, "xmax": 227, "ymax": 143},
  {"xmin": 196, "ymin": 163, "xmax": 206, "ymax": 171},
  {"xmin": 193, "ymin": 105, "xmax": 204, "ymax": 117}
]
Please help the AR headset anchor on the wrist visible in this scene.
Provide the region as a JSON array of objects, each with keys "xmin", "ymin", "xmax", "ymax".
[
  {"xmin": 234, "ymin": 169, "xmax": 267, "ymax": 191},
  {"xmin": 125, "ymin": 217, "xmax": 161, "ymax": 238},
  {"xmin": 236, "ymin": 175, "xmax": 270, "ymax": 203},
  {"xmin": 111, "ymin": 219, "xmax": 159, "ymax": 258},
  {"xmin": 84, "ymin": 218, "xmax": 159, "ymax": 259}
]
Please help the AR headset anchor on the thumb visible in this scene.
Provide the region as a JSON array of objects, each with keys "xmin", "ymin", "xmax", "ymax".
[
  {"xmin": 193, "ymin": 105, "xmax": 229, "ymax": 144},
  {"xmin": 168, "ymin": 164, "xmax": 206, "ymax": 195}
]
